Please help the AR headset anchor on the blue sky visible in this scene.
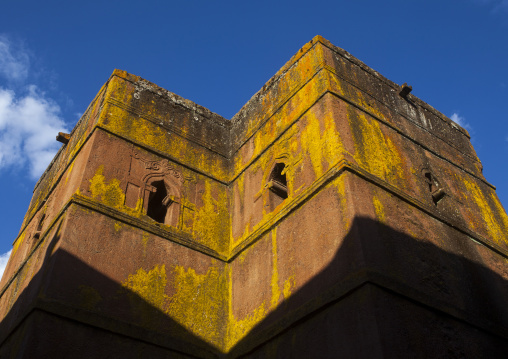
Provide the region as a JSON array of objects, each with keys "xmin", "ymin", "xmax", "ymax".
[{"xmin": 1, "ymin": 0, "xmax": 507, "ymax": 275}]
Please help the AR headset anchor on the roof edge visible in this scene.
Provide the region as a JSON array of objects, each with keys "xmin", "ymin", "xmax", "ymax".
[{"xmin": 110, "ymin": 69, "xmax": 230, "ymax": 128}]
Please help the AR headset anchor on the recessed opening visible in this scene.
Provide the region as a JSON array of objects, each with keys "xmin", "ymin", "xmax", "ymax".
[
  {"xmin": 423, "ymin": 170, "xmax": 445, "ymax": 206},
  {"xmin": 33, "ymin": 214, "xmax": 45, "ymax": 240},
  {"xmin": 37, "ymin": 214, "xmax": 45, "ymax": 231},
  {"xmin": 424, "ymin": 172, "xmax": 433, "ymax": 192},
  {"xmin": 269, "ymin": 163, "xmax": 288, "ymax": 199},
  {"xmin": 432, "ymin": 188, "xmax": 446, "ymax": 205},
  {"xmin": 266, "ymin": 163, "xmax": 288, "ymax": 212},
  {"xmin": 147, "ymin": 180, "xmax": 168, "ymax": 224}
]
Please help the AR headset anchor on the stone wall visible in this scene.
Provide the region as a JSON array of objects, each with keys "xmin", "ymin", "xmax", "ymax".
[{"xmin": 1, "ymin": 35, "xmax": 507, "ymax": 358}]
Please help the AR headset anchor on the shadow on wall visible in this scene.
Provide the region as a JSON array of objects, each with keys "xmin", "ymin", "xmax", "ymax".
[
  {"xmin": 0, "ymin": 216, "xmax": 508, "ymax": 358},
  {"xmin": 0, "ymin": 220, "xmax": 218, "ymax": 359},
  {"xmin": 231, "ymin": 216, "xmax": 508, "ymax": 358}
]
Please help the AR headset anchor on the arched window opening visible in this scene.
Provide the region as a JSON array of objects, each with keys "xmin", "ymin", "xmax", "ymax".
[
  {"xmin": 267, "ymin": 163, "xmax": 288, "ymax": 212},
  {"xmin": 147, "ymin": 180, "xmax": 169, "ymax": 223},
  {"xmin": 269, "ymin": 163, "xmax": 288, "ymax": 199}
]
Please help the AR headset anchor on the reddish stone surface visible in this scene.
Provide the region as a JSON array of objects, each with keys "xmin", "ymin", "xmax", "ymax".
[{"xmin": 0, "ymin": 36, "xmax": 507, "ymax": 358}]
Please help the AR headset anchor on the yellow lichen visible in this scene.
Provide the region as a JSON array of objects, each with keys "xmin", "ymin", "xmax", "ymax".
[
  {"xmin": 141, "ymin": 232, "xmax": 149, "ymax": 256},
  {"xmin": 11, "ymin": 230, "xmax": 26, "ymax": 256},
  {"xmin": 300, "ymin": 109, "xmax": 345, "ymax": 179},
  {"xmin": 227, "ymin": 302, "xmax": 267, "ymax": 351},
  {"xmin": 333, "ymin": 175, "xmax": 351, "ymax": 231},
  {"xmin": 232, "ymin": 70, "xmax": 327, "ymax": 179},
  {"xmin": 491, "ymin": 193, "xmax": 508, "ymax": 234},
  {"xmin": 462, "ymin": 178, "xmax": 508, "ymax": 246},
  {"xmin": 192, "ymin": 181, "xmax": 230, "ymax": 255},
  {"xmin": 114, "ymin": 221, "xmax": 124, "ymax": 232},
  {"xmin": 226, "ymin": 229, "xmax": 300, "ymax": 350},
  {"xmin": 350, "ymin": 111, "xmax": 405, "ymax": 186},
  {"xmin": 283, "ymin": 275, "xmax": 296, "ymax": 300},
  {"xmin": 134, "ymin": 196, "xmax": 144, "ymax": 214},
  {"xmin": 270, "ymin": 229, "xmax": 281, "ymax": 309},
  {"xmin": 98, "ymin": 103, "xmax": 230, "ymax": 182},
  {"xmin": 237, "ymin": 172, "xmax": 245, "ymax": 199},
  {"xmin": 121, "ymin": 264, "xmax": 170, "ymax": 330},
  {"xmin": 226, "ymin": 264, "xmax": 267, "ymax": 351},
  {"xmin": 121, "ymin": 263, "xmax": 227, "ymax": 348},
  {"xmin": 373, "ymin": 194, "xmax": 385, "ymax": 223},
  {"xmin": 237, "ymin": 247, "xmax": 248, "ymax": 264},
  {"xmin": 355, "ymin": 90, "xmax": 387, "ymax": 121},
  {"xmin": 89, "ymin": 165, "xmax": 125, "ymax": 208},
  {"xmin": 327, "ymin": 70, "xmax": 346, "ymax": 97},
  {"xmin": 122, "ymin": 265, "xmax": 168, "ymax": 311},
  {"xmin": 65, "ymin": 160, "xmax": 75, "ymax": 184},
  {"xmin": 167, "ymin": 264, "xmax": 227, "ymax": 347}
]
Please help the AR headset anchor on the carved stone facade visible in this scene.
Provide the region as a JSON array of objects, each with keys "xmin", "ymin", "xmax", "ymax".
[{"xmin": 1, "ymin": 36, "xmax": 507, "ymax": 358}]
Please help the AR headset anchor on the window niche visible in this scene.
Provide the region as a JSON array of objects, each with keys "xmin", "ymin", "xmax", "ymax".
[
  {"xmin": 146, "ymin": 180, "xmax": 179, "ymax": 227},
  {"xmin": 147, "ymin": 180, "xmax": 169, "ymax": 223},
  {"xmin": 33, "ymin": 214, "xmax": 45, "ymax": 240},
  {"xmin": 129, "ymin": 153, "xmax": 185, "ymax": 228},
  {"xmin": 267, "ymin": 162, "xmax": 288, "ymax": 211},
  {"xmin": 422, "ymin": 169, "xmax": 446, "ymax": 205}
]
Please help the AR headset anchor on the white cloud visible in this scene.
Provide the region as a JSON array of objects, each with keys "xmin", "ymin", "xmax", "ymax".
[
  {"xmin": 0, "ymin": 35, "xmax": 68, "ymax": 180},
  {"xmin": 451, "ymin": 112, "xmax": 474, "ymax": 131},
  {"xmin": 450, "ymin": 113, "xmax": 467, "ymax": 127},
  {"xmin": 0, "ymin": 36, "xmax": 29, "ymax": 83},
  {"xmin": 450, "ymin": 113, "xmax": 476, "ymax": 144},
  {"xmin": 0, "ymin": 250, "xmax": 12, "ymax": 281}
]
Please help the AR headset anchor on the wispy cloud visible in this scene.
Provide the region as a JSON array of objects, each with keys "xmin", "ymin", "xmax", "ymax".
[
  {"xmin": 0, "ymin": 250, "xmax": 12, "ymax": 281},
  {"xmin": 450, "ymin": 113, "xmax": 468, "ymax": 128},
  {"xmin": 0, "ymin": 35, "xmax": 68, "ymax": 180},
  {"xmin": 0, "ymin": 36, "xmax": 29, "ymax": 83},
  {"xmin": 450, "ymin": 112, "xmax": 477, "ymax": 143}
]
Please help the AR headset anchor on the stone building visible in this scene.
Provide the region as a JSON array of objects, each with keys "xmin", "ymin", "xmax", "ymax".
[{"xmin": 1, "ymin": 36, "xmax": 507, "ymax": 358}]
